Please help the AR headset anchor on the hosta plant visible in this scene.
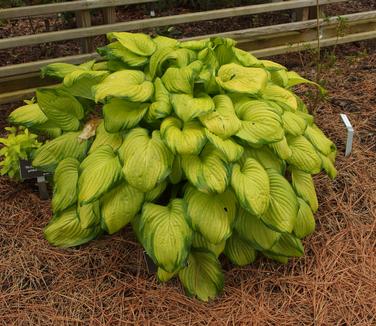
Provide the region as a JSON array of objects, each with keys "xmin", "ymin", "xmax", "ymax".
[{"xmin": 5, "ymin": 32, "xmax": 337, "ymax": 301}]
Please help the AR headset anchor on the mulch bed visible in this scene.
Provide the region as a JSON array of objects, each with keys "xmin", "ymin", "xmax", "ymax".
[{"xmin": 0, "ymin": 45, "xmax": 375, "ymax": 324}]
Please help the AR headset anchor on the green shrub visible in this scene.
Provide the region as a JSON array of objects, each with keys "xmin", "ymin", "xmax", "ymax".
[
  {"xmin": 0, "ymin": 125, "xmax": 41, "ymax": 180},
  {"xmin": 5, "ymin": 32, "xmax": 336, "ymax": 301}
]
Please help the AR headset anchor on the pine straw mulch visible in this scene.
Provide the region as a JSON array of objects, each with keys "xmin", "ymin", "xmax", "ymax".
[{"xmin": 0, "ymin": 48, "xmax": 375, "ymax": 325}]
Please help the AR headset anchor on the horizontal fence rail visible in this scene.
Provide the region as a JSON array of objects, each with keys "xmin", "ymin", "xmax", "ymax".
[
  {"xmin": 0, "ymin": 0, "xmax": 157, "ymax": 20},
  {"xmin": 0, "ymin": 0, "xmax": 347, "ymax": 50},
  {"xmin": 0, "ymin": 0, "xmax": 375, "ymax": 105}
]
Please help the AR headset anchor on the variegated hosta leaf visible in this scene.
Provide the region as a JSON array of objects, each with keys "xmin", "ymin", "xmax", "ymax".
[
  {"xmin": 145, "ymin": 181, "xmax": 167, "ymax": 202},
  {"xmin": 79, "ymin": 201, "xmax": 101, "ymax": 229},
  {"xmin": 199, "ymin": 94, "xmax": 241, "ymax": 138},
  {"xmin": 97, "ymin": 41, "xmax": 148, "ymax": 67},
  {"xmin": 268, "ymin": 136, "xmax": 292, "ymax": 160},
  {"xmin": 178, "ymin": 249, "xmax": 224, "ymax": 302},
  {"xmin": 282, "ymin": 111, "xmax": 307, "ymax": 136},
  {"xmin": 41, "ymin": 62, "xmax": 89, "ymax": 79},
  {"xmin": 153, "ymin": 35, "xmax": 179, "ymax": 49},
  {"xmin": 262, "ymin": 169, "xmax": 298, "ymax": 233},
  {"xmin": 286, "ymin": 71, "xmax": 325, "ymax": 93},
  {"xmin": 78, "ymin": 145, "xmax": 123, "ymax": 204},
  {"xmin": 262, "ymin": 83, "xmax": 298, "ymax": 111},
  {"xmin": 269, "ymin": 69, "xmax": 288, "ymax": 87},
  {"xmin": 32, "ymin": 131, "xmax": 89, "ymax": 172},
  {"xmin": 149, "ymin": 47, "xmax": 196, "ymax": 79},
  {"xmin": 287, "ymin": 135, "xmax": 322, "ymax": 174},
  {"xmin": 180, "ymin": 38, "xmax": 211, "ymax": 51},
  {"xmin": 146, "ymin": 78, "xmax": 171, "ymax": 122},
  {"xmin": 231, "ymin": 158, "xmax": 270, "ymax": 216},
  {"xmin": 260, "ymin": 60, "xmax": 287, "ymax": 72},
  {"xmin": 304, "ymin": 124, "xmax": 335, "ymax": 156},
  {"xmin": 191, "ymin": 232, "xmax": 225, "ymax": 257},
  {"xmin": 89, "ymin": 121, "xmax": 123, "ymax": 153},
  {"xmin": 157, "ymin": 267, "xmax": 176, "ymax": 282},
  {"xmin": 224, "ymin": 231, "xmax": 257, "ymax": 266},
  {"xmin": 8, "ymin": 103, "xmax": 48, "ymax": 127},
  {"xmin": 94, "ymin": 70, "xmax": 154, "ymax": 103},
  {"xmin": 121, "ymin": 129, "xmax": 173, "ymax": 192},
  {"xmin": 100, "ymin": 182, "xmax": 144, "ymax": 234},
  {"xmin": 63, "ymin": 70, "xmax": 109, "ymax": 99},
  {"xmin": 242, "ymin": 147, "xmax": 285, "ymax": 175},
  {"xmin": 233, "ymin": 47, "xmax": 261, "ymax": 67},
  {"xmin": 161, "ymin": 60, "xmax": 202, "ymax": 94},
  {"xmin": 169, "ymin": 155, "xmax": 184, "ymax": 184},
  {"xmin": 205, "ymin": 130, "xmax": 243, "ymax": 162},
  {"xmin": 267, "ymin": 233, "xmax": 304, "ymax": 257},
  {"xmin": 318, "ymin": 152, "xmax": 337, "ymax": 179},
  {"xmin": 36, "ymin": 88, "xmax": 84, "ymax": 131},
  {"xmin": 171, "ymin": 93, "xmax": 214, "ymax": 122},
  {"xmin": 181, "ymin": 144, "xmax": 230, "ymax": 194},
  {"xmin": 32, "ymin": 120, "xmax": 62, "ymax": 139},
  {"xmin": 185, "ymin": 185, "xmax": 237, "ymax": 244},
  {"xmin": 44, "ymin": 206, "xmax": 101, "ymax": 248},
  {"xmin": 211, "ymin": 36, "xmax": 236, "ymax": 66},
  {"xmin": 291, "ymin": 167, "xmax": 318, "ymax": 213},
  {"xmin": 235, "ymin": 100, "xmax": 284, "ymax": 145},
  {"xmin": 52, "ymin": 158, "xmax": 79, "ymax": 214},
  {"xmin": 103, "ymin": 98, "xmax": 149, "ymax": 132},
  {"xmin": 216, "ymin": 63, "xmax": 268, "ymax": 95},
  {"xmin": 293, "ymin": 198, "xmax": 315, "ymax": 239},
  {"xmin": 234, "ymin": 207, "xmax": 280, "ymax": 251},
  {"xmin": 160, "ymin": 117, "xmax": 207, "ymax": 155},
  {"xmin": 140, "ymin": 199, "xmax": 192, "ymax": 273},
  {"xmin": 107, "ymin": 32, "xmax": 156, "ymax": 56}
]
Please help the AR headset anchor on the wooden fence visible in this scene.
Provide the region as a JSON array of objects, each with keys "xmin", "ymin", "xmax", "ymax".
[{"xmin": 0, "ymin": 0, "xmax": 375, "ymax": 104}]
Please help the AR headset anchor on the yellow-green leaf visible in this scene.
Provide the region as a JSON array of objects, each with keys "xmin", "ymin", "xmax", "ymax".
[
  {"xmin": 107, "ymin": 32, "xmax": 156, "ymax": 56},
  {"xmin": 79, "ymin": 201, "xmax": 101, "ymax": 229},
  {"xmin": 293, "ymin": 198, "xmax": 315, "ymax": 239},
  {"xmin": 140, "ymin": 199, "xmax": 192, "ymax": 272},
  {"xmin": 78, "ymin": 145, "xmax": 123, "ymax": 204},
  {"xmin": 97, "ymin": 41, "xmax": 148, "ymax": 66},
  {"xmin": 291, "ymin": 167, "xmax": 318, "ymax": 213},
  {"xmin": 231, "ymin": 158, "xmax": 270, "ymax": 216},
  {"xmin": 178, "ymin": 249, "xmax": 224, "ymax": 302},
  {"xmin": 267, "ymin": 233, "xmax": 304, "ymax": 257},
  {"xmin": 160, "ymin": 117, "xmax": 207, "ymax": 155},
  {"xmin": 94, "ymin": 70, "xmax": 154, "ymax": 103},
  {"xmin": 287, "ymin": 135, "xmax": 322, "ymax": 174},
  {"xmin": 89, "ymin": 121, "xmax": 123, "ymax": 153},
  {"xmin": 146, "ymin": 78, "xmax": 172, "ymax": 121},
  {"xmin": 32, "ymin": 131, "xmax": 89, "ymax": 172},
  {"xmin": 44, "ymin": 207, "xmax": 101, "ymax": 248},
  {"xmin": 145, "ymin": 181, "xmax": 167, "ymax": 202},
  {"xmin": 181, "ymin": 144, "xmax": 230, "ymax": 194},
  {"xmin": 304, "ymin": 124, "xmax": 335, "ymax": 156},
  {"xmin": 121, "ymin": 129, "xmax": 173, "ymax": 192},
  {"xmin": 235, "ymin": 100, "xmax": 284, "ymax": 145},
  {"xmin": 103, "ymin": 98, "xmax": 149, "ymax": 132},
  {"xmin": 52, "ymin": 158, "xmax": 79, "ymax": 214},
  {"xmin": 36, "ymin": 88, "xmax": 84, "ymax": 131},
  {"xmin": 224, "ymin": 231, "xmax": 257, "ymax": 266},
  {"xmin": 101, "ymin": 182, "xmax": 144, "ymax": 234},
  {"xmin": 282, "ymin": 111, "xmax": 307, "ymax": 136},
  {"xmin": 205, "ymin": 129, "xmax": 243, "ymax": 162},
  {"xmin": 234, "ymin": 207, "xmax": 280, "ymax": 251},
  {"xmin": 262, "ymin": 84, "xmax": 298, "ymax": 110},
  {"xmin": 9, "ymin": 103, "xmax": 48, "ymax": 127},
  {"xmin": 242, "ymin": 147, "xmax": 285, "ymax": 174},
  {"xmin": 262, "ymin": 169, "xmax": 298, "ymax": 233},
  {"xmin": 171, "ymin": 93, "xmax": 214, "ymax": 122},
  {"xmin": 216, "ymin": 63, "xmax": 268, "ymax": 95},
  {"xmin": 192, "ymin": 232, "xmax": 225, "ymax": 257},
  {"xmin": 185, "ymin": 185, "xmax": 237, "ymax": 244},
  {"xmin": 199, "ymin": 94, "xmax": 241, "ymax": 138}
]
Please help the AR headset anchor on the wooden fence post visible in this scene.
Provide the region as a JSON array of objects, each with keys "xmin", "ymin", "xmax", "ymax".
[
  {"xmin": 75, "ymin": 1, "xmax": 93, "ymax": 53},
  {"xmin": 103, "ymin": 7, "xmax": 116, "ymax": 25}
]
